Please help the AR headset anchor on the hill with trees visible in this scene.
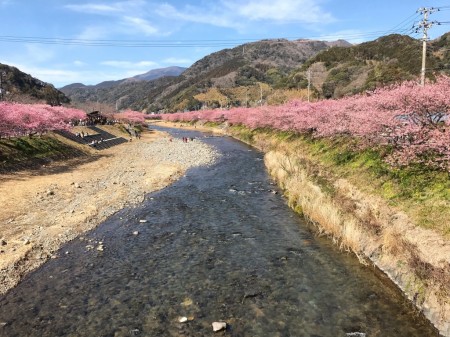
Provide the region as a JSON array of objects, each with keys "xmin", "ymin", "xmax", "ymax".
[
  {"xmin": 59, "ymin": 66, "xmax": 187, "ymax": 110},
  {"xmin": 298, "ymin": 33, "xmax": 450, "ymax": 98},
  {"xmin": 61, "ymin": 33, "xmax": 449, "ymax": 113},
  {"xmin": 0, "ymin": 63, "xmax": 70, "ymax": 105},
  {"xmin": 61, "ymin": 39, "xmax": 351, "ymax": 112}
]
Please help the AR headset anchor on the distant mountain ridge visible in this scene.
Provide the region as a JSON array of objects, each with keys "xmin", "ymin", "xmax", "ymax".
[
  {"xmin": 61, "ymin": 38, "xmax": 352, "ymax": 111},
  {"xmin": 3, "ymin": 32, "xmax": 449, "ymax": 113},
  {"xmin": 129, "ymin": 66, "xmax": 187, "ymax": 82},
  {"xmin": 60, "ymin": 66, "xmax": 186, "ymax": 91}
]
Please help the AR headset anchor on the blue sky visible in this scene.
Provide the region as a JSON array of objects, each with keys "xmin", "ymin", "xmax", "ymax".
[{"xmin": 0, "ymin": 0, "xmax": 448, "ymax": 88}]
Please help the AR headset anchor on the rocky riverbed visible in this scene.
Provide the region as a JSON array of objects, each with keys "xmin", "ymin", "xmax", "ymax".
[{"xmin": 0, "ymin": 129, "xmax": 219, "ymax": 295}]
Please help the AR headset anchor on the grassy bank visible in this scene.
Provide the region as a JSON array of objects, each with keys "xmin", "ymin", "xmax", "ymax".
[
  {"xmin": 229, "ymin": 125, "xmax": 450, "ymax": 237},
  {"xmin": 0, "ymin": 134, "xmax": 89, "ymax": 173}
]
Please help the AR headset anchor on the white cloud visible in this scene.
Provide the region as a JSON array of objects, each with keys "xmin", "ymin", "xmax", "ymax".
[
  {"xmin": 154, "ymin": 0, "xmax": 333, "ymax": 30},
  {"xmin": 73, "ymin": 60, "xmax": 86, "ymax": 67},
  {"xmin": 65, "ymin": 3, "xmax": 122, "ymax": 15},
  {"xmin": 163, "ymin": 57, "xmax": 192, "ymax": 65},
  {"xmin": 100, "ymin": 60, "xmax": 158, "ymax": 68},
  {"xmin": 1, "ymin": 58, "xmax": 156, "ymax": 87},
  {"xmin": 76, "ymin": 26, "xmax": 110, "ymax": 40},
  {"xmin": 65, "ymin": 0, "xmax": 149, "ymax": 16},
  {"xmin": 121, "ymin": 17, "xmax": 159, "ymax": 35},
  {"xmin": 223, "ymin": 0, "xmax": 334, "ymax": 23},
  {"xmin": 318, "ymin": 29, "xmax": 367, "ymax": 44},
  {"xmin": 25, "ymin": 44, "xmax": 55, "ymax": 63},
  {"xmin": 155, "ymin": 3, "xmax": 239, "ymax": 29},
  {"xmin": 66, "ymin": 1, "xmax": 161, "ymax": 38},
  {"xmin": 3, "ymin": 62, "xmax": 82, "ymax": 86}
]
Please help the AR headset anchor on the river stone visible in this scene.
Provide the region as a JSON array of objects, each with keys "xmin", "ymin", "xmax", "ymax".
[
  {"xmin": 178, "ymin": 316, "xmax": 188, "ymax": 323},
  {"xmin": 212, "ymin": 322, "xmax": 227, "ymax": 332}
]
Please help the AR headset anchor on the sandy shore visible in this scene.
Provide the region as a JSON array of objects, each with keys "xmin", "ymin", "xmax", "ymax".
[{"xmin": 0, "ymin": 126, "xmax": 219, "ymax": 295}]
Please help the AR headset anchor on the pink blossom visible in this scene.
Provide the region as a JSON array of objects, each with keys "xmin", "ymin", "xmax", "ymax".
[
  {"xmin": 0, "ymin": 102, "xmax": 86, "ymax": 137},
  {"xmin": 113, "ymin": 110, "xmax": 146, "ymax": 124},
  {"xmin": 161, "ymin": 76, "xmax": 450, "ymax": 171}
]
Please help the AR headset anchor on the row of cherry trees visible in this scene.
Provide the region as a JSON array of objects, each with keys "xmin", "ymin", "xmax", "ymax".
[
  {"xmin": 0, "ymin": 102, "xmax": 86, "ymax": 138},
  {"xmin": 163, "ymin": 76, "xmax": 450, "ymax": 171},
  {"xmin": 0, "ymin": 103, "xmax": 147, "ymax": 138},
  {"xmin": 110, "ymin": 110, "xmax": 146, "ymax": 124}
]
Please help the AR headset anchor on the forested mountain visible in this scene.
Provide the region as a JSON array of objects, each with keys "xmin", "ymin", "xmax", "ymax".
[
  {"xmin": 61, "ymin": 39, "xmax": 351, "ymax": 112},
  {"xmin": 59, "ymin": 66, "xmax": 186, "ymax": 109},
  {"xmin": 0, "ymin": 63, "xmax": 69, "ymax": 105},
  {"xmin": 299, "ymin": 33, "xmax": 450, "ymax": 98},
  {"xmin": 4, "ymin": 32, "xmax": 449, "ymax": 113}
]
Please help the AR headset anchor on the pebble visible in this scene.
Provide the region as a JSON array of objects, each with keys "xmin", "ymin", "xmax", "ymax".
[
  {"xmin": 0, "ymin": 238, "xmax": 6, "ymax": 246},
  {"xmin": 133, "ymin": 231, "xmax": 139, "ymax": 235},
  {"xmin": 96, "ymin": 244, "xmax": 104, "ymax": 251},
  {"xmin": 178, "ymin": 317, "xmax": 188, "ymax": 323},
  {"xmin": 139, "ymin": 219, "xmax": 147, "ymax": 223},
  {"xmin": 141, "ymin": 138, "xmax": 220, "ymax": 168},
  {"xmin": 212, "ymin": 322, "xmax": 227, "ymax": 332}
]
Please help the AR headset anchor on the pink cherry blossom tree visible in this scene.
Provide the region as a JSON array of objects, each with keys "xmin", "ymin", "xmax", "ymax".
[
  {"xmin": 162, "ymin": 76, "xmax": 450, "ymax": 171},
  {"xmin": 0, "ymin": 102, "xmax": 86, "ymax": 138},
  {"xmin": 113, "ymin": 110, "xmax": 146, "ymax": 125}
]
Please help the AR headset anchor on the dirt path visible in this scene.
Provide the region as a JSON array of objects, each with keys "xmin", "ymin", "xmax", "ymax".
[{"xmin": 0, "ymin": 126, "xmax": 218, "ymax": 295}]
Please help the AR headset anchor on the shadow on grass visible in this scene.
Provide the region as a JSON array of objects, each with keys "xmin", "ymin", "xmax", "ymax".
[{"xmin": 0, "ymin": 151, "xmax": 109, "ymax": 182}]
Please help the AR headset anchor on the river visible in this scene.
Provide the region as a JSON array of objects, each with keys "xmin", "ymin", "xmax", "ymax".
[{"xmin": 0, "ymin": 127, "xmax": 439, "ymax": 336}]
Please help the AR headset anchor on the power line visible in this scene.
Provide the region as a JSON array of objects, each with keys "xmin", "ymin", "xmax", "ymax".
[{"xmin": 0, "ymin": 11, "xmax": 444, "ymax": 49}]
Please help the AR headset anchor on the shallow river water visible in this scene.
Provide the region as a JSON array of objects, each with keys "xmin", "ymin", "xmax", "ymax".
[{"xmin": 0, "ymin": 127, "xmax": 440, "ymax": 336}]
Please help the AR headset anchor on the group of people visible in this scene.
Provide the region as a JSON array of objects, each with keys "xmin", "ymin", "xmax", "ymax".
[
  {"xmin": 89, "ymin": 138, "xmax": 104, "ymax": 147},
  {"xmin": 168, "ymin": 136, "xmax": 195, "ymax": 143}
]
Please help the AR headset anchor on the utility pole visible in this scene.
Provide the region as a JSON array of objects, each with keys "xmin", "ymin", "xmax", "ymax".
[
  {"xmin": 416, "ymin": 7, "xmax": 438, "ymax": 86},
  {"xmin": 245, "ymin": 88, "xmax": 249, "ymax": 107},
  {"xmin": 307, "ymin": 69, "xmax": 311, "ymax": 102},
  {"xmin": 259, "ymin": 83, "xmax": 263, "ymax": 106},
  {"xmin": 0, "ymin": 71, "xmax": 5, "ymax": 100}
]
